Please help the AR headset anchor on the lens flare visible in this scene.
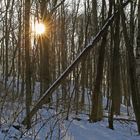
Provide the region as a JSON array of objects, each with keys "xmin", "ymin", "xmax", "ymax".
[{"xmin": 32, "ymin": 22, "xmax": 45, "ymax": 35}]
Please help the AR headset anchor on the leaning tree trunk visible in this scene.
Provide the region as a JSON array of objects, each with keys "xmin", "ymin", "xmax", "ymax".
[
  {"xmin": 136, "ymin": 0, "xmax": 140, "ymax": 133},
  {"xmin": 136, "ymin": 0, "xmax": 140, "ymax": 59},
  {"xmin": 136, "ymin": 0, "xmax": 140, "ymax": 87}
]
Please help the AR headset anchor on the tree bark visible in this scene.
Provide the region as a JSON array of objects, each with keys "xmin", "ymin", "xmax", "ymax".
[
  {"xmin": 120, "ymin": 1, "xmax": 140, "ymax": 133},
  {"xmin": 25, "ymin": 0, "xmax": 32, "ymax": 129}
]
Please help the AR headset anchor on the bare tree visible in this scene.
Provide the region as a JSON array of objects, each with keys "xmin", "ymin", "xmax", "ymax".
[{"xmin": 24, "ymin": 0, "xmax": 32, "ymax": 129}]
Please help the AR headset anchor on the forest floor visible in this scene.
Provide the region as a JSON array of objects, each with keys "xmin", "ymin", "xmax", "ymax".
[
  {"xmin": 64, "ymin": 115, "xmax": 140, "ymax": 140},
  {"xmin": 0, "ymin": 114, "xmax": 140, "ymax": 140},
  {"xmin": 0, "ymin": 106, "xmax": 139, "ymax": 140},
  {"xmin": 0, "ymin": 80, "xmax": 140, "ymax": 140}
]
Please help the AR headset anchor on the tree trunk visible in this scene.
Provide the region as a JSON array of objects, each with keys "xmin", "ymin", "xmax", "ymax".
[
  {"xmin": 40, "ymin": 0, "xmax": 50, "ymax": 96},
  {"xmin": 120, "ymin": 1, "xmax": 140, "ymax": 133},
  {"xmin": 25, "ymin": 0, "xmax": 32, "ymax": 129}
]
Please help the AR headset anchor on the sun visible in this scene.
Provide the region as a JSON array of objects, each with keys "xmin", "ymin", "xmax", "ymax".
[{"xmin": 32, "ymin": 22, "xmax": 45, "ymax": 35}]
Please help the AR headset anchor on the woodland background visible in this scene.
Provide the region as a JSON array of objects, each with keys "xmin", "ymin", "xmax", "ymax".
[{"xmin": 0, "ymin": 0, "xmax": 140, "ymax": 139}]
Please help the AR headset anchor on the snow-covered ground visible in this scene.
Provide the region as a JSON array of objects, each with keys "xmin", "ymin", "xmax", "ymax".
[
  {"xmin": 64, "ymin": 116, "xmax": 139, "ymax": 140},
  {"xmin": 0, "ymin": 78, "xmax": 140, "ymax": 140},
  {"xmin": 0, "ymin": 111, "xmax": 139, "ymax": 140}
]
